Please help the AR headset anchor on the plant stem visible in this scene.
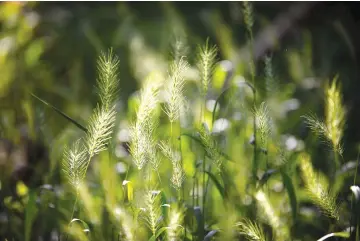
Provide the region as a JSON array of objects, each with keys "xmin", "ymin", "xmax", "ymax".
[
  {"xmin": 65, "ymin": 192, "xmax": 79, "ymax": 241},
  {"xmin": 204, "ymin": 164, "xmax": 213, "ymax": 204},
  {"xmin": 202, "ymin": 154, "xmax": 206, "ymax": 227},
  {"xmin": 202, "ymin": 95, "xmax": 206, "ymax": 231},
  {"xmin": 249, "ymin": 22, "xmax": 257, "ymax": 187}
]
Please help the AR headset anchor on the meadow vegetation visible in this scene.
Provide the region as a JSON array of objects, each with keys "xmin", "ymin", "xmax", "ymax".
[{"xmin": 0, "ymin": 2, "xmax": 359, "ymax": 241}]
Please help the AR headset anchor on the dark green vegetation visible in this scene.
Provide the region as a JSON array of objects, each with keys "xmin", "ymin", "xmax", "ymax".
[{"xmin": 1, "ymin": 2, "xmax": 360, "ymax": 241}]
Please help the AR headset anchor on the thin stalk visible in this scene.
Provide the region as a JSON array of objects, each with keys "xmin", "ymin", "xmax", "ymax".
[
  {"xmin": 204, "ymin": 164, "xmax": 213, "ymax": 203},
  {"xmin": 202, "ymin": 154, "xmax": 206, "ymax": 227},
  {"xmin": 266, "ymin": 143, "xmax": 270, "ymax": 197},
  {"xmin": 202, "ymin": 95, "xmax": 206, "ymax": 231},
  {"xmin": 331, "ymin": 151, "xmax": 340, "ymax": 186},
  {"xmin": 69, "ymin": 193, "xmax": 79, "ymax": 223},
  {"xmin": 179, "ymin": 136, "xmax": 186, "ymax": 241},
  {"xmin": 65, "ymin": 192, "xmax": 79, "ymax": 241},
  {"xmin": 68, "ymin": 153, "xmax": 91, "ymax": 232},
  {"xmin": 249, "ymin": 26, "xmax": 257, "ymax": 186},
  {"xmin": 191, "ymin": 174, "xmax": 195, "ymax": 241}
]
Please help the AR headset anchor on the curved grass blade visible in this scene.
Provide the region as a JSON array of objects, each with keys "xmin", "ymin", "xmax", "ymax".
[
  {"xmin": 317, "ymin": 231, "xmax": 350, "ymax": 241},
  {"xmin": 212, "ymin": 86, "xmax": 232, "ymax": 126},
  {"xmin": 31, "ymin": 93, "xmax": 88, "ymax": 133},
  {"xmin": 204, "ymin": 170, "xmax": 225, "ymax": 199}
]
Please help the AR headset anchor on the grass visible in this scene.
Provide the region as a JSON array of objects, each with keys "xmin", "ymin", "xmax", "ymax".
[{"xmin": 1, "ymin": 2, "xmax": 360, "ymax": 241}]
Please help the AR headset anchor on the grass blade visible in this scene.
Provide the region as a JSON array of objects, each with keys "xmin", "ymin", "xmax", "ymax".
[
  {"xmin": 204, "ymin": 170, "xmax": 225, "ymax": 199},
  {"xmin": 211, "ymin": 86, "xmax": 232, "ymax": 126},
  {"xmin": 317, "ymin": 231, "xmax": 350, "ymax": 241},
  {"xmin": 31, "ymin": 93, "xmax": 88, "ymax": 133},
  {"xmin": 280, "ymin": 169, "xmax": 298, "ymax": 223},
  {"xmin": 25, "ymin": 190, "xmax": 38, "ymax": 241}
]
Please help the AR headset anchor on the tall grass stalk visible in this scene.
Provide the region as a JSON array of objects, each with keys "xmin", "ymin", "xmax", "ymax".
[
  {"xmin": 197, "ymin": 39, "xmax": 217, "ymax": 230},
  {"xmin": 62, "ymin": 49, "xmax": 119, "ymax": 231},
  {"xmin": 164, "ymin": 45, "xmax": 188, "ymax": 201},
  {"xmin": 243, "ymin": 1, "xmax": 258, "ymax": 185}
]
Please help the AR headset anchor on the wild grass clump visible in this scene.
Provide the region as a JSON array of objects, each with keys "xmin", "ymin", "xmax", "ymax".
[{"xmin": 18, "ymin": 5, "xmax": 359, "ymax": 240}]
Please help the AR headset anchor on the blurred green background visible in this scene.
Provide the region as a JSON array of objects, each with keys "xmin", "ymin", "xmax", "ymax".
[
  {"xmin": 1, "ymin": 2, "xmax": 359, "ymax": 143},
  {"xmin": 1, "ymin": 2, "xmax": 360, "ymax": 240}
]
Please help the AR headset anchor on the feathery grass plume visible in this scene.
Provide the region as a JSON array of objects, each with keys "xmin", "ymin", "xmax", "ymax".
[
  {"xmin": 62, "ymin": 139, "xmax": 87, "ymax": 192},
  {"xmin": 159, "ymin": 141, "xmax": 185, "ymax": 189},
  {"xmin": 143, "ymin": 190, "xmax": 162, "ymax": 236},
  {"xmin": 113, "ymin": 207, "xmax": 136, "ymax": 241},
  {"xmin": 243, "ymin": 1, "xmax": 255, "ymax": 81},
  {"xmin": 254, "ymin": 102, "xmax": 271, "ymax": 148},
  {"xmin": 197, "ymin": 39, "xmax": 218, "ymax": 97},
  {"xmin": 164, "ymin": 56, "xmax": 189, "ymax": 124},
  {"xmin": 255, "ymin": 190, "xmax": 289, "ymax": 241},
  {"xmin": 96, "ymin": 48, "xmax": 120, "ymax": 110},
  {"xmin": 303, "ymin": 77, "xmax": 346, "ymax": 156},
  {"xmin": 299, "ymin": 153, "xmax": 339, "ymax": 220},
  {"xmin": 236, "ymin": 218, "xmax": 266, "ymax": 241},
  {"xmin": 171, "ymin": 36, "xmax": 189, "ymax": 63},
  {"xmin": 129, "ymin": 75, "xmax": 161, "ymax": 170},
  {"xmin": 85, "ymin": 49, "xmax": 119, "ymax": 163},
  {"xmin": 199, "ymin": 124, "xmax": 222, "ymax": 169},
  {"xmin": 243, "ymin": 1, "xmax": 254, "ymax": 34},
  {"xmin": 86, "ymin": 105, "xmax": 117, "ymax": 158},
  {"xmin": 167, "ymin": 206, "xmax": 184, "ymax": 241},
  {"xmin": 324, "ymin": 78, "xmax": 345, "ymax": 155},
  {"xmin": 264, "ymin": 55, "xmax": 279, "ymax": 95}
]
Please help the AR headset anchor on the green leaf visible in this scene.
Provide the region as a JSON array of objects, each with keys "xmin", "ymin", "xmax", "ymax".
[
  {"xmin": 204, "ymin": 170, "xmax": 225, "ymax": 199},
  {"xmin": 281, "ymin": 169, "xmax": 297, "ymax": 223},
  {"xmin": 31, "ymin": 93, "xmax": 88, "ymax": 133},
  {"xmin": 25, "ymin": 190, "xmax": 38, "ymax": 241}
]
